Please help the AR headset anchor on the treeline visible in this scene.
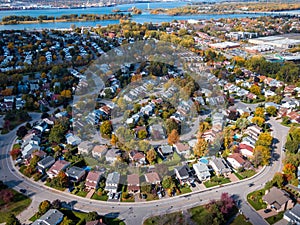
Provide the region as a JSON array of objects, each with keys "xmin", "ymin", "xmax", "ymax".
[
  {"xmin": 150, "ymin": 6, "xmax": 199, "ymax": 16},
  {"xmin": 2, "ymin": 13, "xmax": 131, "ymax": 24}
]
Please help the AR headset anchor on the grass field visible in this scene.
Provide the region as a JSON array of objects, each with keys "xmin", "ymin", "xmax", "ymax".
[
  {"xmin": 230, "ymin": 214, "xmax": 252, "ymax": 225},
  {"xmin": 247, "ymin": 189, "xmax": 267, "ymax": 210},
  {"xmin": 0, "ymin": 189, "xmax": 32, "ymax": 223}
]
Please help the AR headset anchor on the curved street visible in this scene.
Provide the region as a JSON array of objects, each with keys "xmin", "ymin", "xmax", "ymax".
[{"xmin": 0, "ymin": 113, "xmax": 289, "ymax": 225}]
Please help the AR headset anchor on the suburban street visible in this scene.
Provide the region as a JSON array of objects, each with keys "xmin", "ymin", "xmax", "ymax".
[{"xmin": 0, "ymin": 111, "xmax": 289, "ymax": 225}]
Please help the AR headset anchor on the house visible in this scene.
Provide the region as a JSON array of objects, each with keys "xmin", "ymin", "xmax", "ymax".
[
  {"xmin": 157, "ymin": 145, "xmax": 173, "ymax": 157},
  {"xmin": 32, "ymin": 209, "xmax": 64, "ymax": 225},
  {"xmin": 104, "ymin": 172, "xmax": 120, "ymax": 193},
  {"xmin": 105, "ymin": 149, "xmax": 121, "ymax": 163},
  {"xmin": 227, "ymin": 153, "xmax": 246, "ymax": 169},
  {"xmin": 85, "ymin": 171, "xmax": 102, "ymax": 191},
  {"xmin": 245, "ymin": 125, "xmax": 262, "ymax": 141},
  {"xmin": 66, "ymin": 133, "xmax": 81, "ymax": 146},
  {"xmin": 92, "ymin": 145, "xmax": 108, "ymax": 158},
  {"xmin": 262, "ymin": 187, "xmax": 294, "ymax": 212},
  {"xmin": 239, "ymin": 143, "xmax": 254, "ymax": 158},
  {"xmin": 22, "ymin": 143, "xmax": 40, "ymax": 158},
  {"xmin": 149, "ymin": 124, "xmax": 166, "ymax": 140},
  {"xmin": 174, "ymin": 165, "xmax": 191, "ymax": 185},
  {"xmin": 78, "ymin": 141, "xmax": 93, "ymax": 155},
  {"xmin": 127, "ymin": 174, "xmax": 140, "ymax": 193},
  {"xmin": 284, "ymin": 203, "xmax": 300, "ymax": 225},
  {"xmin": 129, "ymin": 150, "xmax": 146, "ymax": 165},
  {"xmin": 47, "ymin": 160, "xmax": 71, "ymax": 179},
  {"xmin": 37, "ymin": 156, "xmax": 55, "ymax": 174},
  {"xmin": 173, "ymin": 143, "xmax": 190, "ymax": 156},
  {"xmin": 65, "ymin": 166, "xmax": 86, "ymax": 183},
  {"xmin": 209, "ymin": 157, "xmax": 231, "ymax": 176},
  {"xmin": 144, "ymin": 172, "xmax": 160, "ymax": 185},
  {"xmin": 193, "ymin": 162, "xmax": 211, "ymax": 181},
  {"xmin": 297, "ymin": 165, "xmax": 300, "ymax": 188}
]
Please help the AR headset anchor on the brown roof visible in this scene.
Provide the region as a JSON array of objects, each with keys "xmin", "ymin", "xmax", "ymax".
[
  {"xmin": 144, "ymin": 172, "xmax": 160, "ymax": 184},
  {"xmin": 92, "ymin": 145, "xmax": 108, "ymax": 154},
  {"xmin": 174, "ymin": 143, "xmax": 190, "ymax": 152},
  {"xmin": 262, "ymin": 187, "xmax": 292, "ymax": 209},
  {"xmin": 48, "ymin": 160, "xmax": 70, "ymax": 175},
  {"xmin": 85, "ymin": 171, "xmax": 102, "ymax": 189},
  {"xmin": 228, "ymin": 153, "xmax": 245, "ymax": 165},
  {"xmin": 127, "ymin": 174, "xmax": 139, "ymax": 186}
]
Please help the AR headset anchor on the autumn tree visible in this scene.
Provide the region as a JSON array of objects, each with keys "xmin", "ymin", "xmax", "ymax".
[
  {"xmin": 168, "ymin": 129, "xmax": 179, "ymax": 145},
  {"xmin": 256, "ymin": 132, "xmax": 273, "ymax": 147},
  {"xmin": 266, "ymin": 106, "xmax": 277, "ymax": 117},
  {"xmin": 283, "ymin": 163, "xmax": 296, "ymax": 181},
  {"xmin": 146, "ymin": 148, "xmax": 157, "ymax": 164},
  {"xmin": 10, "ymin": 148, "xmax": 21, "ymax": 160},
  {"xmin": 253, "ymin": 145, "xmax": 270, "ymax": 166},
  {"xmin": 110, "ymin": 134, "xmax": 118, "ymax": 147},
  {"xmin": 193, "ymin": 138, "xmax": 208, "ymax": 157},
  {"xmin": 250, "ymin": 84, "xmax": 261, "ymax": 96},
  {"xmin": 254, "ymin": 107, "xmax": 265, "ymax": 118},
  {"xmin": 252, "ymin": 116, "xmax": 265, "ymax": 127},
  {"xmin": 60, "ymin": 90, "xmax": 72, "ymax": 99},
  {"xmin": 100, "ymin": 120, "xmax": 113, "ymax": 138},
  {"xmin": 38, "ymin": 200, "xmax": 51, "ymax": 215},
  {"xmin": 165, "ymin": 118, "xmax": 180, "ymax": 135}
]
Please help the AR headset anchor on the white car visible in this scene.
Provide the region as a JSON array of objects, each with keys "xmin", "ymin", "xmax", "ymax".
[{"xmin": 108, "ymin": 192, "xmax": 114, "ymax": 200}]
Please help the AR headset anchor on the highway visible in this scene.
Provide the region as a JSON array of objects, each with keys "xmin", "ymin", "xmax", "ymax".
[{"xmin": 0, "ymin": 113, "xmax": 289, "ymax": 225}]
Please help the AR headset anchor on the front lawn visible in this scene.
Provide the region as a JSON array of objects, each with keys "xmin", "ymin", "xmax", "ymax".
[
  {"xmin": 75, "ymin": 190, "xmax": 88, "ymax": 197},
  {"xmin": 204, "ymin": 176, "xmax": 231, "ymax": 188},
  {"xmin": 179, "ymin": 186, "xmax": 192, "ymax": 195},
  {"xmin": 235, "ymin": 170, "xmax": 256, "ymax": 180},
  {"xmin": 91, "ymin": 193, "xmax": 108, "ymax": 201},
  {"xmin": 230, "ymin": 214, "xmax": 252, "ymax": 225},
  {"xmin": 266, "ymin": 212, "xmax": 284, "ymax": 225},
  {"xmin": 247, "ymin": 189, "xmax": 267, "ymax": 210},
  {"xmin": 0, "ymin": 189, "xmax": 32, "ymax": 223},
  {"xmin": 45, "ymin": 181, "xmax": 66, "ymax": 191}
]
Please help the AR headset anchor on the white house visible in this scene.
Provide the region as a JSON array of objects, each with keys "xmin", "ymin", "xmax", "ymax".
[{"xmin": 193, "ymin": 162, "xmax": 211, "ymax": 181}]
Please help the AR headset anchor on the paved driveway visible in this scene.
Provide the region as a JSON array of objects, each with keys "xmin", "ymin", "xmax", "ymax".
[
  {"xmin": 228, "ymin": 173, "xmax": 240, "ymax": 182},
  {"xmin": 257, "ymin": 209, "xmax": 278, "ymax": 219}
]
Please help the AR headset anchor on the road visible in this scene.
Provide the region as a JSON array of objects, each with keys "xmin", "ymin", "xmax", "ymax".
[{"xmin": 0, "ymin": 112, "xmax": 289, "ymax": 225}]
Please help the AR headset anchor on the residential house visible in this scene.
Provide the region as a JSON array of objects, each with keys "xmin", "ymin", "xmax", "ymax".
[
  {"xmin": 32, "ymin": 209, "xmax": 64, "ymax": 225},
  {"xmin": 262, "ymin": 187, "xmax": 294, "ymax": 212},
  {"xmin": 37, "ymin": 156, "xmax": 55, "ymax": 174},
  {"xmin": 209, "ymin": 157, "xmax": 231, "ymax": 176},
  {"xmin": 92, "ymin": 145, "xmax": 108, "ymax": 158},
  {"xmin": 173, "ymin": 143, "xmax": 190, "ymax": 156},
  {"xmin": 127, "ymin": 174, "xmax": 140, "ymax": 193},
  {"xmin": 149, "ymin": 124, "xmax": 166, "ymax": 140},
  {"xmin": 104, "ymin": 172, "xmax": 120, "ymax": 193},
  {"xmin": 85, "ymin": 171, "xmax": 102, "ymax": 191},
  {"xmin": 129, "ymin": 150, "xmax": 146, "ymax": 165},
  {"xmin": 297, "ymin": 165, "xmax": 300, "ymax": 189},
  {"xmin": 239, "ymin": 143, "xmax": 254, "ymax": 158},
  {"xmin": 193, "ymin": 162, "xmax": 211, "ymax": 182},
  {"xmin": 47, "ymin": 160, "xmax": 71, "ymax": 179},
  {"xmin": 65, "ymin": 166, "xmax": 86, "ymax": 183},
  {"xmin": 78, "ymin": 141, "xmax": 93, "ymax": 155},
  {"xmin": 144, "ymin": 172, "xmax": 160, "ymax": 185},
  {"xmin": 157, "ymin": 145, "xmax": 173, "ymax": 158},
  {"xmin": 105, "ymin": 149, "xmax": 121, "ymax": 164},
  {"xmin": 284, "ymin": 203, "xmax": 300, "ymax": 225},
  {"xmin": 174, "ymin": 165, "xmax": 191, "ymax": 185},
  {"xmin": 226, "ymin": 153, "xmax": 246, "ymax": 169},
  {"xmin": 22, "ymin": 143, "xmax": 40, "ymax": 158},
  {"xmin": 66, "ymin": 133, "xmax": 81, "ymax": 146},
  {"xmin": 245, "ymin": 125, "xmax": 262, "ymax": 141}
]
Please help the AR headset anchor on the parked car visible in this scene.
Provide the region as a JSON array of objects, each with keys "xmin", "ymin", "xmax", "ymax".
[
  {"xmin": 108, "ymin": 192, "xmax": 114, "ymax": 200},
  {"xmin": 20, "ymin": 189, "xmax": 26, "ymax": 193},
  {"xmin": 114, "ymin": 192, "xmax": 120, "ymax": 200},
  {"xmin": 264, "ymin": 209, "xmax": 272, "ymax": 213}
]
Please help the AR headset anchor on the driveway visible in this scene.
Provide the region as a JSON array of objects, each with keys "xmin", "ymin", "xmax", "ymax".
[
  {"xmin": 257, "ymin": 209, "xmax": 278, "ymax": 219},
  {"xmin": 228, "ymin": 173, "xmax": 240, "ymax": 182}
]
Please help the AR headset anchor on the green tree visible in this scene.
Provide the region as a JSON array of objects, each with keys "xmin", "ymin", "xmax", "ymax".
[
  {"xmin": 266, "ymin": 106, "xmax": 277, "ymax": 117},
  {"xmin": 5, "ymin": 213, "xmax": 21, "ymax": 225},
  {"xmin": 138, "ymin": 140, "xmax": 151, "ymax": 153},
  {"xmin": 140, "ymin": 182, "xmax": 152, "ymax": 193},
  {"xmin": 49, "ymin": 124, "xmax": 67, "ymax": 144},
  {"xmin": 165, "ymin": 118, "xmax": 180, "ymax": 135},
  {"xmin": 162, "ymin": 176, "xmax": 176, "ymax": 189},
  {"xmin": 86, "ymin": 211, "xmax": 99, "ymax": 222}
]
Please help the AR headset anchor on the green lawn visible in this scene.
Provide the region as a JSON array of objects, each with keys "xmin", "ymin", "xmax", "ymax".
[
  {"xmin": 247, "ymin": 189, "xmax": 267, "ymax": 210},
  {"xmin": 204, "ymin": 176, "xmax": 231, "ymax": 188},
  {"xmin": 230, "ymin": 214, "xmax": 252, "ymax": 225},
  {"xmin": 235, "ymin": 170, "xmax": 256, "ymax": 180},
  {"xmin": 266, "ymin": 212, "xmax": 284, "ymax": 225},
  {"xmin": 84, "ymin": 157, "xmax": 100, "ymax": 166},
  {"xmin": 91, "ymin": 193, "xmax": 108, "ymax": 201},
  {"xmin": 143, "ymin": 212, "xmax": 186, "ymax": 225},
  {"xmin": 75, "ymin": 190, "xmax": 88, "ymax": 197},
  {"xmin": 179, "ymin": 186, "xmax": 192, "ymax": 195},
  {"xmin": 45, "ymin": 181, "xmax": 66, "ymax": 191},
  {"xmin": 0, "ymin": 190, "xmax": 32, "ymax": 223}
]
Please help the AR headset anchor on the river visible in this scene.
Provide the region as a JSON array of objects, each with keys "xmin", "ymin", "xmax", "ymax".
[{"xmin": 0, "ymin": 2, "xmax": 297, "ymax": 30}]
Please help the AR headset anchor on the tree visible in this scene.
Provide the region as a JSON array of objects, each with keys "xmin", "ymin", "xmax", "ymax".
[
  {"xmin": 193, "ymin": 138, "xmax": 208, "ymax": 157},
  {"xmin": 10, "ymin": 148, "xmax": 21, "ymax": 160},
  {"xmin": 140, "ymin": 182, "xmax": 152, "ymax": 193},
  {"xmin": 272, "ymin": 172, "xmax": 285, "ymax": 188},
  {"xmin": 254, "ymin": 107, "xmax": 265, "ymax": 118},
  {"xmin": 162, "ymin": 176, "xmax": 175, "ymax": 189},
  {"xmin": 51, "ymin": 199, "xmax": 61, "ymax": 209},
  {"xmin": 254, "ymin": 145, "xmax": 270, "ymax": 166},
  {"xmin": 56, "ymin": 171, "xmax": 69, "ymax": 188},
  {"xmin": 110, "ymin": 134, "xmax": 118, "ymax": 147},
  {"xmin": 146, "ymin": 148, "xmax": 157, "ymax": 164},
  {"xmin": 38, "ymin": 200, "xmax": 51, "ymax": 215},
  {"xmin": 60, "ymin": 90, "xmax": 72, "ymax": 99},
  {"xmin": 137, "ymin": 130, "xmax": 147, "ymax": 139},
  {"xmin": 138, "ymin": 140, "xmax": 151, "ymax": 153},
  {"xmin": 283, "ymin": 163, "xmax": 296, "ymax": 181},
  {"xmin": 252, "ymin": 116, "xmax": 265, "ymax": 127},
  {"xmin": 219, "ymin": 192, "xmax": 235, "ymax": 215},
  {"xmin": 5, "ymin": 213, "xmax": 21, "ymax": 225},
  {"xmin": 16, "ymin": 126, "xmax": 28, "ymax": 138},
  {"xmin": 165, "ymin": 118, "xmax": 180, "ymax": 135},
  {"xmin": 0, "ymin": 189, "xmax": 14, "ymax": 204},
  {"xmin": 250, "ymin": 85, "xmax": 261, "ymax": 96},
  {"xmin": 266, "ymin": 106, "xmax": 277, "ymax": 117},
  {"xmin": 86, "ymin": 211, "xmax": 99, "ymax": 222},
  {"xmin": 100, "ymin": 120, "xmax": 113, "ymax": 138},
  {"xmin": 49, "ymin": 124, "xmax": 67, "ymax": 144},
  {"xmin": 256, "ymin": 132, "xmax": 273, "ymax": 147},
  {"xmin": 60, "ymin": 217, "xmax": 72, "ymax": 225},
  {"xmin": 168, "ymin": 129, "xmax": 179, "ymax": 145}
]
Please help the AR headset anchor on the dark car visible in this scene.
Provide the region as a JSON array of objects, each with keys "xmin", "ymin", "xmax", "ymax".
[
  {"xmin": 20, "ymin": 189, "xmax": 26, "ymax": 193},
  {"xmin": 190, "ymin": 182, "xmax": 196, "ymax": 188},
  {"xmin": 248, "ymin": 183, "xmax": 254, "ymax": 187},
  {"xmin": 264, "ymin": 209, "xmax": 271, "ymax": 213}
]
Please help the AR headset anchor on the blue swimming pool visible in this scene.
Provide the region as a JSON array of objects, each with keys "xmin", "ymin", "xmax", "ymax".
[{"xmin": 199, "ymin": 157, "xmax": 209, "ymax": 164}]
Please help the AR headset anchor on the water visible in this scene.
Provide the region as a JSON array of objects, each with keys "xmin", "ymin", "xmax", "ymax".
[{"xmin": 0, "ymin": 2, "xmax": 294, "ymax": 30}]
